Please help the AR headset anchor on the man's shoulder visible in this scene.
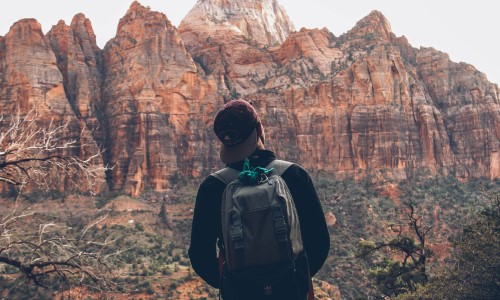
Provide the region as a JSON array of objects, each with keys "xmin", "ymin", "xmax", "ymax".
[
  {"xmin": 279, "ymin": 161, "xmax": 311, "ymax": 182},
  {"xmin": 210, "ymin": 166, "xmax": 241, "ymax": 185},
  {"xmin": 276, "ymin": 159, "xmax": 306, "ymax": 172},
  {"xmin": 199, "ymin": 172, "xmax": 228, "ymax": 192}
]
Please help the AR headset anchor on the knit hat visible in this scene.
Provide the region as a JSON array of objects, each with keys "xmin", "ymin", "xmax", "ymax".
[{"xmin": 213, "ymin": 100, "xmax": 261, "ymax": 164}]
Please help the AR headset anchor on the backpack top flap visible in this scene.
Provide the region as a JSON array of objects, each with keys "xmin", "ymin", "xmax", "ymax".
[{"xmin": 214, "ymin": 160, "xmax": 304, "ymax": 271}]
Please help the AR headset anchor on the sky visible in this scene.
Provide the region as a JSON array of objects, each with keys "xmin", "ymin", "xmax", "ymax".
[{"xmin": 0, "ymin": 0, "xmax": 499, "ymax": 85}]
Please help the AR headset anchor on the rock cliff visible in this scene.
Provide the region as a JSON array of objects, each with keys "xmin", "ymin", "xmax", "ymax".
[
  {"xmin": 179, "ymin": 7, "xmax": 500, "ymax": 182},
  {"xmin": 47, "ymin": 14, "xmax": 104, "ymax": 144},
  {"xmin": 0, "ymin": 1, "xmax": 499, "ymax": 194},
  {"xmin": 0, "ymin": 18, "xmax": 105, "ymax": 192},
  {"xmin": 101, "ymin": 2, "xmax": 220, "ymax": 195}
]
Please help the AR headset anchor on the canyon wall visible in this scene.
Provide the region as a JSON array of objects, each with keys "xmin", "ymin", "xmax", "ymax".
[{"xmin": 1, "ymin": 1, "xmax": 499, "ymax": 195}]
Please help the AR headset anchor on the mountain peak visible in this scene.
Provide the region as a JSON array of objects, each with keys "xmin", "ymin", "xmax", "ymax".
[
  {"xmin": 122, "ymin": 1, "xmax": 157, "ymax": 23},
  {"xmin": 7, "ymin": 18, "xmax": 45, "ymax": 42},
  {"xmin": 348, "ymin": 10, "xmax": 393, "ymax": 41},
  {"xmin": 115, "ymin": 1, "xmax": 172, "ymax": 40},
  {"xmin": 128, "ymin": 1, "xmax": 148, "ymax": 13},
  {"xmin": 180, "ymin": 0, "xmax": 295, "ymax": 46},
  {"xmin": 68, "ymin": 13, "xmax": 99, "ymax": 52}
]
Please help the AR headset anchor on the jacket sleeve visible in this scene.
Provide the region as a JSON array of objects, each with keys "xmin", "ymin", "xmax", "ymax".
[
  {"xmin": 283, "ymin": 164, "xmax": 330, "ymax": 276},
  {"xmin": 188, "ymin": 176, "xmax": 226, "ymax": 288}
]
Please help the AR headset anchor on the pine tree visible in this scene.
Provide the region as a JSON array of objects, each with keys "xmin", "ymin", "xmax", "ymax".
[{"xmin": 159, "ymin": 200, "xmax": 171, "ymax": 228}]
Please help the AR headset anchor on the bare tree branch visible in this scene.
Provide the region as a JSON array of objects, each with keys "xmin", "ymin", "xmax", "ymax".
[
  {"xmin": 0, "ymin": 107, "xmax": 120, "ymax": 296},
  {"xmin": 0, "ymin": 107, "xmax": 110, "ymax": 192},
  {"xmin": 0, "ymin": 209, "xmax": 121, "ymax": 294}
]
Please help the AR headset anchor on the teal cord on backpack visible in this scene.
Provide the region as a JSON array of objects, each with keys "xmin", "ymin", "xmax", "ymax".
[{"xmin": 238, "ymin": 159, "xmax": 274, "ymax": 185}]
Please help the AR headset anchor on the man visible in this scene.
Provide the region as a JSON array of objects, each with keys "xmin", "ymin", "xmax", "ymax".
[{"xmin": 189, "ymin": 99, "xmax": 330, "ymax": 299}]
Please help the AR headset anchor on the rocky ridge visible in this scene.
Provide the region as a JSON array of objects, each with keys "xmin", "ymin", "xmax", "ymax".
[
  {"xmin": 101, "ymin": 2, "xmax": 220, "ymax": 194},
  {"xmin": 0, "ymin": 0, "xmax": 498, "ymax": 194}
]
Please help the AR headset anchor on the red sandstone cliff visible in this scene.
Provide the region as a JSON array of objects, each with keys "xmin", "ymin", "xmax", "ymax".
[
  {"xmin": 47, "ymin": 14, "xmax": 105, "ymax": 145},
  {"xmin": 179, "ymin": 7, "xmax": 500, "ymax": 182},
  {"xmin": 0, "ymin": 18, "xmax": 105, "ymax": 192},
  {"xmin": 101, "ymin": 2, "xmax": 220, "ymax": 195},
  {"xmin": 0, "ymin": 1, "xmax": 499, "ymax": 194}
]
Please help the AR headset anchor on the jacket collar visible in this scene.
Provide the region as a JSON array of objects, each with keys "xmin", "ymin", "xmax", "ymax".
[{"xmin": 227, "ymin": 149, "xmax": 276, "ymax": 171}]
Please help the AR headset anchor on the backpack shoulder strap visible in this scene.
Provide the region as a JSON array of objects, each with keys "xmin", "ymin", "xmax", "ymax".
[
  {"xmin": 266, "ymin": 159, "xmax": 294, "ymax": 176},
  {"xmin": 211, "ymin": 167, "xmax": 240, "ymax": 185}
]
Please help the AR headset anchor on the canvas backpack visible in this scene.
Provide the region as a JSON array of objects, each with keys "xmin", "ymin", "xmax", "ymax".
[{"xmin": 212, "ymin": 159, "xmax": 305, "ymax": 300}]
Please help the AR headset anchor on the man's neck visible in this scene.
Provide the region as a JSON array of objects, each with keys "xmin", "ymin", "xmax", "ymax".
[{"xmin": 256, "ymin": 138, "xmax": 265, "ymax": 150}]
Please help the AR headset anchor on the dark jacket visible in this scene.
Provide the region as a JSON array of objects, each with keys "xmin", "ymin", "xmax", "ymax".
[{"xmin": 189, "ymin": 150, "xmax": 330, "ymax": 290}]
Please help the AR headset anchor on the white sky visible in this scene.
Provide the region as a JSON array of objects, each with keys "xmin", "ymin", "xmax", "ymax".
[{"xmin": 0, "ymin": 0, "xmax": 499, "ymax": 85}]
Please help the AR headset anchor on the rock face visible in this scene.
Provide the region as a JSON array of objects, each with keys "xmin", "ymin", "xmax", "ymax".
[
  {"xmin": 180, "ymin": 7, "xmax": 500, "ymax": 182},
  {"xmin": 415, "ymin": 47, "xmax": 500, "ymax": 179},
  {"xmin": 1, "ymin": 19, "xmax": 67, "ymax": 114},
  {"xmin": 1, "ymin": 1, "xmax": 499, "ymax": 194},
  {"xmin": 0, "ymin": 18, "xmax": 105, "ymax": 192},
  {"xmin": 101, "ymin": 2, "xmax": 219, "ymax": 195},
  {"xmin": 180, "ymin": 0, "xmax": 295, "ymax": 47},
  {"xmin": 47, "ymin": 14, "xmax": 104, "ymax": 145}
]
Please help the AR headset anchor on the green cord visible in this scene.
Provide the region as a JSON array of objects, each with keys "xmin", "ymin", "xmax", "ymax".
[{"xmin": 238, "ymin": 159, "xmax": 274, "ymax": 185}]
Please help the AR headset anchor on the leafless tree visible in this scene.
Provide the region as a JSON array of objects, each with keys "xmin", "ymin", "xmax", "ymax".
[
  {"xmin": 0, "ymin": 108, "xmax": 107, "ymax": 192},
  {"xmin": 0, "ymin": 203, "xmax": 121, "ymax": 295},
  {"xmin": 0, "ymin": 107, "xmax": 121, "ymax": 297}
]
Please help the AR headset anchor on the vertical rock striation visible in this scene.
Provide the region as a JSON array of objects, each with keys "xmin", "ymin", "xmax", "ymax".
[
  {"xmin": 0, "ymin": 1, "xmax": 499, "ymax": 194},
  {"xmin": 180, "ymin": 6, "xmax": 500, "ymax": 181},
  {"xmin": 102, "ymin": 2, "xmax": 219, "ymax": 195},
  {"xmin": 47, "ymin": 14, "xmax": 105, "ymax": 145},
  {"xmin": 1, "ymin": 19, "xmax": 66, "ymax": 114},
  {"xmin": 416, "ymin": 47, "xmax": 500, "ymax": 179},
  {"xmin": 0, "ymin": 19, "xmax": 106, "ymax": 192}
]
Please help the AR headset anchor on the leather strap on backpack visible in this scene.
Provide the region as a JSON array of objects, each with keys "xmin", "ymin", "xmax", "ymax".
[
  {"xmin": 212, "ymin": 167, "xmax": 240, "ymax": 185},
  {"xmin": 265, "ymin": 159, "xmax": 293, "ymax": 176},
  {"xmin": 217, "ymin": 239, "xmax": 225, "ymax": 300}
]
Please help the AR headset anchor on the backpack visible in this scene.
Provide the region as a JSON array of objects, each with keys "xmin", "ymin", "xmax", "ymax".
[{"xmin": 212, "ymin": 159, "xmax": 306, "ymax": 300}]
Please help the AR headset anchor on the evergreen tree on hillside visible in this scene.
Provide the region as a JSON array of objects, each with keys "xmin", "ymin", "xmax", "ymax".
[{"xmin": 158, "ymin": 199, "xmax": 172, "ymax": 228}]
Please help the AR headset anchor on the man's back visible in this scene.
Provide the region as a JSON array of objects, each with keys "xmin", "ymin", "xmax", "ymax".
[
  {"xmin": 189, "ymin": 99, "xmax": 329, "ymax": 299},
  {"xmin": 189, "ymin": 150, "xmax": 330, "ymax": 298}
]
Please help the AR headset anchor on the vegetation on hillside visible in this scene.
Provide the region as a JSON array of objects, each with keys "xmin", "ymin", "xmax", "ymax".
[
  {"xmin": 396, "ymin": 195, "xmax": 500, "ymax": 300},
  {"xmin": 314, "ymin": 173, "xmax": 500, "ymax": 299},
  {"xmin": 357, "ymin": 200, "xmax": 431, "ymax": 298},
  {"xmin": 1, "ymin": 116, "xmax": 499, "ymax": 300},
  {"xmin": 0, "ymin": 108, "xmax": 115, "ymax": 297}
]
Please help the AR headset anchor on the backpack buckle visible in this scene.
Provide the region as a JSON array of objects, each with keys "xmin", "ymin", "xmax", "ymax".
[
  {"xmin": 230, "ymin": 225, "xmax": 244, "ymax": 250},
  {"xmin": 274, "ymin": 217, "xmax": 287, "ymax": 232},
  {"xmin": 257, "ymin": 173, "xmax": 268, "ymax": 184},
  {"xmin": 273, "ymin": 216, "xmax": 288, "ymax": 242}
]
